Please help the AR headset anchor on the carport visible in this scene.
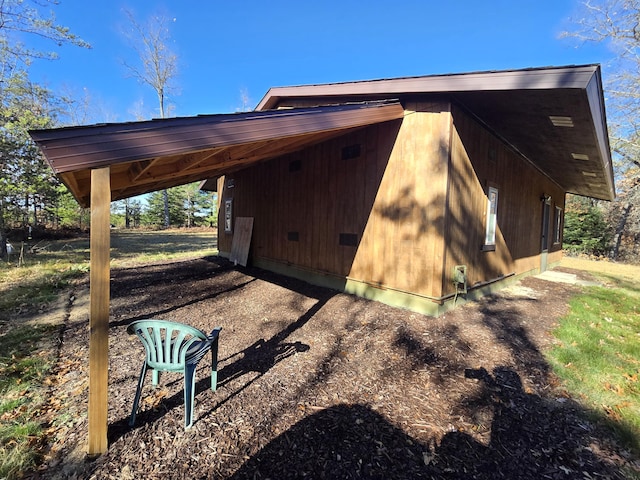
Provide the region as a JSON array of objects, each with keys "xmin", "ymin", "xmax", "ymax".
[{"xmin": 28, "ymin": 102, "xmax": 406, "ymax": 454}]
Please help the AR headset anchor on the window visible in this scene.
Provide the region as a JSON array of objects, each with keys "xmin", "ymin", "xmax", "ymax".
[
  {"xmin": 483, "ymin": 187, "xmax": 499, "ymax": 250},
  {"xmin": 224, "ymin": 199, "xmax": 233, "ymax": 233},
  {"xmin": 553, "ymin": 206, "xmax": 563, "ymax": 244}
]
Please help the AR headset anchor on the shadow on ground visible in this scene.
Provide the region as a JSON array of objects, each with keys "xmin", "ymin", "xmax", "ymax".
[
  {"xmin": 42, "ymin": 256, "xmax": 637, "ymax": 479},
  {"xmin": 230, "ymin": 367, "xmax": 625, "ymax": 480}
]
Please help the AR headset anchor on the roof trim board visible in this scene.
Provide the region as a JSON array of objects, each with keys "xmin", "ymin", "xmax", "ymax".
[
  {"xmin": 256, "ymin": 65, "xmax": 601, "ymax": 110},
  {"xmin": 586, "ymin": 69, "xmax": 615, "ymax": 198}
]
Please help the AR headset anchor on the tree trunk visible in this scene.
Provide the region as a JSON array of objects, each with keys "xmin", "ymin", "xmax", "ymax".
[
  {"xmin": 163, "ymin": 189, "xmax": 170, "ymax": 228},
  {"xmin": 0, "ymin": 201, "xmax": 7, "ymax": 260},
  {"xmin": 125, "ymin": 199, "xmax": 131, "ymax": 229},
  {"xmin": 0, "ymin": 231, "xmax": 7, "ymax": 260},
  {"xmin": 610, "ymin": 202, "xmax": 632, "ymax": 259}
]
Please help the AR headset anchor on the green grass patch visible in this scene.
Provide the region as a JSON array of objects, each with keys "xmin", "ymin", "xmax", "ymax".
[
  {"xmin": 0, "ymin": 229, "xmax": 217, "ymax": 318},
  {"xmin": 0, "ymin": 324, "xmax": 56, "ymax": 479},
  {"xmin": 0, "ymin": 238, "xmax": 90, "ymax": 319},
  {"xmin": 547, "ymin": 283, "xmax": 640, "ymax": 453},
  {"xmin": 109, "ymin": 230, "xmax": 218, "ymax": 267}
]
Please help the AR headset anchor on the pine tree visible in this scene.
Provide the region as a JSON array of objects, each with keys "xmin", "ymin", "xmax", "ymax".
[{"xmin": 563, "ymin": 195, "xmax": 611, "ymax": 256}]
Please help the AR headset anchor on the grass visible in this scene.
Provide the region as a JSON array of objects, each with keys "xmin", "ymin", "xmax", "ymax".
[
  {"xmin": 549, "ymin": 257, "xmax": 640, "ymax": 454},
  {"xmin": 0, "ymin": 228, "xmax": 217, "ymax": 478},
  {"xmin": 0, "ymin": 236, "xmax": 90, "ymax": 319},
  {"xmin": 109, "ymin": 229, "xmax": 218, "ymax": 267},
  {"xmin": 0, "ymin": 324, "xmax": 57, "ymax": 479},
  {"xmin": 0, "ymin": 229, "xmax": 218, "ymax": 317}
]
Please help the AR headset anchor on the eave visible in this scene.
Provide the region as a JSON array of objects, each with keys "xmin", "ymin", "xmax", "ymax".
[
  {"xmin": 30, "ymin": 101, "xmax": 406, "ymax": 208},
  {"xmin": 257, "ymin": 65, "xmax": 614, "ymax": 201}
]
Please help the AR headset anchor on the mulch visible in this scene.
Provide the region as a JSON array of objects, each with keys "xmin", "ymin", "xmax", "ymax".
[{"xmin": 32, "ymin": 257, "xmax": 639, "ymax": 479}]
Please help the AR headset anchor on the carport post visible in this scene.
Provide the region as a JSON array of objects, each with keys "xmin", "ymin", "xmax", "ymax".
[{"xmin": 88, "ymin": 167, "xmax": 111, "ymax": 455}]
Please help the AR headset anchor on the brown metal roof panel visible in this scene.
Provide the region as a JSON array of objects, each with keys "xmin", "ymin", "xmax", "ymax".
[
  {"xmin": 30, "ymin": 106, "xmax": 346, "ymax": 141},
  {"xmin": 31, "ymin": 102, "xmax": 405, "ymax": 174},
  {"xmin": 29, "ymin": 102, "xmax": 402, "ymax": 143},
  {"xmin": 256, "ymin": 65, "xmax": 599, "ymax": 110}
]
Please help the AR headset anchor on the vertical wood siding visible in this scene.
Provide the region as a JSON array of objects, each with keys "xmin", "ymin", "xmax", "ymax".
[
  {"xmin": 444, "ymin": 104, "xmax": 565, "ymax": 296},
  {"xmin": 218, "ymin": 98, "xmax": 565, "ymax": 304},
  {"xmin": 350, "ymin": 101, "xmax": 451, "ymax": 298},
  {"xmin": 219, "ymin": 101, "xmax": 452, "ymax": 299}
]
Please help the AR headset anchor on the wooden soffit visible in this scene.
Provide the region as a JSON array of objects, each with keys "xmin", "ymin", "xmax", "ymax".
[
  {"xmin": 257, "ymin": 64, "xmax": 615, "ymax": 201},
  {"xmin": 30, "ymin": 101, "xmax": 405, "ymax": 207}
]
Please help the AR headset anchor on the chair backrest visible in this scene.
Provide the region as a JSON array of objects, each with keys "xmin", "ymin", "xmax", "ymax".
[{"xmin": 128, "ymin": 320, "xmax": 207, "ymax": 372}]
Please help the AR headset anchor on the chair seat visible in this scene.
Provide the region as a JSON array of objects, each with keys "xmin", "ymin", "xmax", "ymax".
[{"xmin": 128, "ymin": 319, "xmax": 222, "ymax": 429}]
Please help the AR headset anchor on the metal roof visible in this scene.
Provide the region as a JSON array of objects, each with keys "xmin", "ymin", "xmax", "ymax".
[
  {"xmin": 30, "ymin": 101, "xmax": 405, "ymax": 207},
  {"xmin": 256, "ymin": 64, "xmax": 614, "ymax": 201}
]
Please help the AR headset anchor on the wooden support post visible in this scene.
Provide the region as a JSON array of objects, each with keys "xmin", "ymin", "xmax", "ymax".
[{"xmin": 88, "ymin": 167, "xmax": 111, "ymax": 455}]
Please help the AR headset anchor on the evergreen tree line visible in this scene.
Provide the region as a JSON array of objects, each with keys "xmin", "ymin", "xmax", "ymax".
[
  {"xmin": 110, "ymin": 186, "xmax": 218, "ymax": 230},
  {"xmin": 0, "ymin": 67, "xmax": 218, "ymax": 235},
  {"xmin": 564, "ymin": 190, "xmax": 640, "ymax": 263}
]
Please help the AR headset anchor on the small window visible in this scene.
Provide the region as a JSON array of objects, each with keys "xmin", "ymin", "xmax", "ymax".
[
  {"xmin": 483, "ymin": 187, "xmax": 498, "ymax": 250},
  {"xmin": 553, "ymin": 206, "xmax": 563, "ymax": 244},
  {"xmin": 224, "ymin": 199, "xmax": 233, "ymax": 233}
]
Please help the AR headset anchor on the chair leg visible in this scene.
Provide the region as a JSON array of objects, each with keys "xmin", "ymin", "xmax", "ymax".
[
  {"xmin": 129, "ymin": 362, "xmax": 148, "ymax": 427},
  {"xmin": 210, "ymin": 337, "xmax": 220, "ymax": 391},
  {"xmin": 184, "ymin": 363, "xmax": 197, "ymax": 429}
]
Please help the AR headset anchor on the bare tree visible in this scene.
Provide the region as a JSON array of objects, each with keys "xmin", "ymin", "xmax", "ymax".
[
  {"xmin": 121, "ymin": 8, "xmax": 178, "ymax": 119},
  {"xmin": 127, "ymin": 98, "xmax": 147, "ymax": 121},
  {"xmin": 121, "ymin": 8, "xmax": 178, "ymax": 228},
  {"xmin": 563, "ymin": 0, "xmax": 640, "ymax": 260}
]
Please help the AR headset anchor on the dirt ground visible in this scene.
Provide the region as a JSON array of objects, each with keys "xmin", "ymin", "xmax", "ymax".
[{"xmin": 33, "ymin": 256, "xmax": 639, "ymax": 479}]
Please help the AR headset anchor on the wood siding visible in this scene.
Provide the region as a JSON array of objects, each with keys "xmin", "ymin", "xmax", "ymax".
[
  {"xmin": 350, "ymin": 101, "xmax": 450, "ymax": 298},
  {"xmin": 219, "ymin": 101, "xmax": 452, "ymax": 299},
  {"xmin": 218, "ymin": 98, "xmax": 566, "ymax": 307},
  {"xmin": 444, "ymin": 104, "xmax": 565, "ymax": 296}
]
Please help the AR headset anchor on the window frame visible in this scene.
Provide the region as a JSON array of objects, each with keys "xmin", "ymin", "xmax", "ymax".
[
  {"xmin": 224, "ymin": 199, "xmax": 233, "ymax": 233},
  {"xmin": 482, "ymin": 186, "xmax": 499, "ymax": 251},
  {"xmin": 553, "ymin": 206, "xmax": 563, "ymax": 245}
]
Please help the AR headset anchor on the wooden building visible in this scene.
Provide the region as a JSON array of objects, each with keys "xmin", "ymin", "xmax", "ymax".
[
  {"xmin": 211, "ymin": 64, "xmax": 614, "ymax": 316},
  {"xmin": 29, "ymin": 64, "xmax": 613, "ymax": 453}
]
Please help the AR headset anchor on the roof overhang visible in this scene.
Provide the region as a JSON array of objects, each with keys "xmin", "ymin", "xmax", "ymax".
[
  {"xmin": 31, "ymin": 65, "xmax": 614, "ymax": 207},
  {"xmin": 30, "ymin": 101, "xmax": 405, "ymax": 207},
  {"xmin": 257, "ymin": 64, "xmax": 614, "ymax": 201}
]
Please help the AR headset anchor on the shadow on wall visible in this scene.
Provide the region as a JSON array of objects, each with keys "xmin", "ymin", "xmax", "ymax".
[{"xmin": 229, "ymin": 368, "xmax": 624, "ymax": 480}]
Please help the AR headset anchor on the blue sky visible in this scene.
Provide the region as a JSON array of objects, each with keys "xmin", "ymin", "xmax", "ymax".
[{"xmin": 27, "ymin": 0, "xmax": 612, "ymax": 124}]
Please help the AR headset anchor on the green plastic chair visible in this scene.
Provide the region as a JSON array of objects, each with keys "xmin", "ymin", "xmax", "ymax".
[{"xmin": 127, "ymin": 319, "xmax": 222, "ymax": 429}]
